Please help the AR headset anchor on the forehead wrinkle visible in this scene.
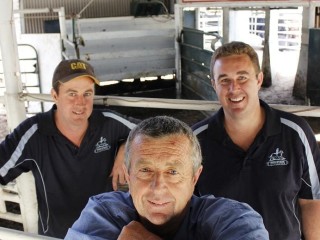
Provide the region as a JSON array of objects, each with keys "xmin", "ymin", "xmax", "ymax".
[
  {"xmin": 135, "ymin": 158, "xmax": 184, "ymax": 168},
  {"xmin": 133, "ymin": 143, "xmax": 189, "ymax": 167},
  {"xmin": 141, "ymin": 145, "xmax": 188, "ymax": 164},
  {"xmin": 138, "ymin": 146, "xmax": 185, "ymax": 161},
  {"xmin": 132, "ymin": 133, "xmax": 190, "ymax": 155}
]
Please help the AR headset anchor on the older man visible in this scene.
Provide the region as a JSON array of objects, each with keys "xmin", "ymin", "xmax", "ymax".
[{"xmin": 65, "ymin": 116, "xmax": 268, "ymax": 239}]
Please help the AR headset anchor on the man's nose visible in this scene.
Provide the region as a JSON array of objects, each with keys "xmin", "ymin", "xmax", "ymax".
[
  {"xmin": 229, "ymin": 80, "xmax": 240, "ymax": 91},
  {"xmin": 151, "ymin": 173, "xmax": 166, "ymax": 190},
  {"xmin": 75, "ymin": 95, "xmax": 85, "ymax": 105}
]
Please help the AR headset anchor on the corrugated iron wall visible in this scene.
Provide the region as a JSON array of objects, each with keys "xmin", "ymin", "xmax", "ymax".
[{"xmin": 20, "ymin": 0, "xmax": 132, "ymax": 33}]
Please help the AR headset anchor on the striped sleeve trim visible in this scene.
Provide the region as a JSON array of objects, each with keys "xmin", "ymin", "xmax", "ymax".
[
  {"xmin": 102, "ymin": 112, "xmax": 136, "ymax": 129},
  {"xmin": 281, "ymin": 118, "xmax": 320, "ymax": 199},
  {"xmin": 193, "ymin": 124, "xmax": 209, "ymax": 136},
  {"xmin": 0, "ymin": 123, "xmax": 38, "ymax": 177}
]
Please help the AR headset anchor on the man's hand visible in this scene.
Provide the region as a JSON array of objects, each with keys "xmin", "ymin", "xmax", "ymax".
[
  {"xmin": 110, "ymin": 143, "xmax": 127, "ymax": 191},
  {"xmin": 118, "ymin": 221, "xmax": 162, "ymax": 240}
]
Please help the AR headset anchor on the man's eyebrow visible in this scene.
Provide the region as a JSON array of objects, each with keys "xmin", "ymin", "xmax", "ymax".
[
  {"xmin": 236, "ymin": 70, "xmax": 249, "ymax": 75},
  {"xmin": 217, "ymin": 71, "xmax": 250, "ymax": 80},
  {"xmin": 217, "ymin": 73, "xmax": 228, "ymax": 80},
  {"xmin": 84, "ymin": 89, "xmax": 94, "ymax": 93},
  {"xmin": 66, "ymin": 89, "xmax": 77, "ymax": 93},
  {"xmin": 165, "ymin": 160, "xmax": 183, "ymax": 167},
  {"xmin": 65, "ymin": 88, "xmax": 94, "ymax": 93},
  {"xmin": 134, "ymin": 159, "xmax": 150, "ymax": 167}
]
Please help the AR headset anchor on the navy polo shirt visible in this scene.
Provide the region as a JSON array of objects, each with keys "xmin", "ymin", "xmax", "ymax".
[
  {"xmin": 0, "ymin": 105, "xmax": 136, "ymax": 238},
  {"xmin": 192, "ymin": 100, "xmax": 320, "ymax": 240}
]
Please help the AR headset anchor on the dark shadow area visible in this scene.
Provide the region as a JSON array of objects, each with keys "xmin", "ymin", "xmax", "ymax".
[{"xmin": 95, "ymin": 79, "xmax": 208, "ymax": 126}]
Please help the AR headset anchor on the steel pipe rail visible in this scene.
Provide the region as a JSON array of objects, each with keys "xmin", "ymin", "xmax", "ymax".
[
  {"xmin": 0, "ymin": 227, "xmax": 60, "ymax": 240},
  {"xmin": 1, "ymin": 92, "xmax": 320, "ymax": 118},
  {"xmin": 175, "ymin": 1, "xmax": 320, "ymax": 8}
]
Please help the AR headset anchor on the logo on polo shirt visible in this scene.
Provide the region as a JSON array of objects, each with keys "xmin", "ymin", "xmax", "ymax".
[
  {"xmin": 94, "ymin": 137, "xmax": 111, "ymax": 153},
  {"xmin": 266, "ymin": 148, "xmax": 288, "ymax": 166}
]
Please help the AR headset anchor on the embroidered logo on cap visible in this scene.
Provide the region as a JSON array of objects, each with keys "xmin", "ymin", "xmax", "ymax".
[{"xmin": 70, "ymin": 62, "xmax": 87, "ymax": 71}]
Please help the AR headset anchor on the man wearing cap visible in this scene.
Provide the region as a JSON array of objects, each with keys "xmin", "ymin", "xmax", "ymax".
[{"xmin": 0, "ymin": 59, "xmax": 137, "ymax": 238}]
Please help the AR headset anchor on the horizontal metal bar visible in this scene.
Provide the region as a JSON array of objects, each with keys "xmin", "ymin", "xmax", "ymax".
[
  {"xmin": 63, "ymin": 39, "xmax": 75, "ymax": 48},
  {"xmin": 1, "ymin": 93, "xmax": 320, "ymax": 117},
  {"xmin": 81, "ymin": 48, "xmax": 175, "ymax": 61},
  {"xmin": 80, "ymin": 29, "xmax": 175, "ymax": 41},
  {"xmin": 13, "ymin": 7, "xmax": 63, "ymax": 14},
  {"xmin": 23, "ymin": 93, "xmax": 320, "ymax": 117},
  {"xmin": 97, "ymin": 68, "xmax": 175, "ymax": 82},
  {"xmin": 0, "ymin": 213, "xmax": 22, "ymax": 224},
  {"xmin": 0, "ymin": 227, "xmax": 59, "ymax": 240},
  {"xmin": 13, "ymin": 8, "xmax": 51, "ymax": 14},
  {"xmin": 177, "ymin": 1, "xmax": 319, "ymax": 8},
  {"xmin": 0, "ymin": 191, "xmax": 20, "ymax": 203}
]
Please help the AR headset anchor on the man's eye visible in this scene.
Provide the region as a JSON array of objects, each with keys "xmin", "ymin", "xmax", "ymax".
[
  {"xmin": 69, "ymin": 93, "xmax": 76, "ymax": 97},
  {"xmin": 168, "ymin": 170, "xmax": 178, "ymax": 175},
  {"xmin": 84, "ymin": 92, "xmax": 92, "ymax": 97},
  {"xmin": 238, "ymin": 76, "xmax": 248, "ymax": 81},
  {"xmin": 140, "ymin": 168, "xmax": 150, "ymax": 172},
  {"xmin": 219, "ymin": 79, "xmax": 230, "ymax": 85}
]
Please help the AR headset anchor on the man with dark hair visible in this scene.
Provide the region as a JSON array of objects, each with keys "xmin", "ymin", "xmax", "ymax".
[
  {"xmin": 65, "ymin": 116, "xmax": 269, "ymax": 240},
  {"xmin": 0, "ymin": 59, "xmax": 137, "ymax": 238},
  {"xmin": 193, "ymin": 41, "xmax": 320, "ymax": 239}
]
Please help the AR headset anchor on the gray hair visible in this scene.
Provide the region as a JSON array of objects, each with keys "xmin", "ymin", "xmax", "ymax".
[
  {"xmin": 124, "ymin": 116, "xmax": 202, "ymax": 174},
  {"xmin": 210, "ymin": 41, "xmax": 261, "ymax": 80}
]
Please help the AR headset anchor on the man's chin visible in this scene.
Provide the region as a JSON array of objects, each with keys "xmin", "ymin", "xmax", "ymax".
[
  {"xmin": 72, "ymin": 117, "xmax": 88, "ymax": 125},
  {"xmin": 147, "ymin": 213, "xmax": 170, "ymax": 226}
]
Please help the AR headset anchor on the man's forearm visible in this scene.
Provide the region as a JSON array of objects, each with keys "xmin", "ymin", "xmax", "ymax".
[{"xmin": 299, "ymin": 198, "xmax": 320, "ymax": 240}]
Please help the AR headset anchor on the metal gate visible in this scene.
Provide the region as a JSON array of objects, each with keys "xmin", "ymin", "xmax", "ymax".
[{"xmin": 0, "ymin": 44, "xmax": 43, "ymax": 114}]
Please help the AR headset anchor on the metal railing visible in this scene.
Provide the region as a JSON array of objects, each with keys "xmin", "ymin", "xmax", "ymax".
[
  {"xmin": 1, "ymin": 93, "xmax": 320, "ymax": 117},
  {"xmin": 0, "ymin": 227, "xmax": 60, "ymax": 240}
]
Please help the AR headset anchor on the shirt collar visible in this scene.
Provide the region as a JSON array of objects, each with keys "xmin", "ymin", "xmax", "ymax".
[
  {"xmin": 37, "ymin": 104, "xmax": 105, "ymax": 136},
  {"xmin": 208, "ymin": 99, "xmax": 281, "ymax": 141},
  {"xmin": 37, "ymin": 104, "xmax": 58, "ymax": 136}
]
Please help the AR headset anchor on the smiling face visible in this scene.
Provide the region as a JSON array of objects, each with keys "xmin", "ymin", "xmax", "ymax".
[
  {"xmin": 212, "ymin": 54, "xmax": 263, "ymax": 120},
  {"xmin": 51, "ymin": 76, "xmax": 95, "ymax": 130},
  {"xmin": 126, "ymin": 134, "xmax": 202, "ymax": 227}
]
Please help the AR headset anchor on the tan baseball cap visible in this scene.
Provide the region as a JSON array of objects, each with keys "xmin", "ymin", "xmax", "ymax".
[{"xmin": 52, "ymin": 59, "xmax": 100, "ymax": 87}]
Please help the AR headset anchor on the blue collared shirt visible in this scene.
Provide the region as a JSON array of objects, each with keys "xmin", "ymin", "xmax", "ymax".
[{"xmin": 65, "ymin": 191, "xmax": 269, "ymax": 240}]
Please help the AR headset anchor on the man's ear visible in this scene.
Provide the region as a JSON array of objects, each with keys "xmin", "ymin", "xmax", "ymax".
[
  {"xmin": 193, "ymin": 165, "xmax": 203, "ymax": 185},
  {"xmin": 51, "ymin": 89, "xmax": 58, "ymax": 102},
  {"xmin": 211, "ymin": 79, "xmax": 216, "ymax": 91},
  {"xmin": 257, "ymin": 71, "xmax": 264, "ymax": 89}
]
